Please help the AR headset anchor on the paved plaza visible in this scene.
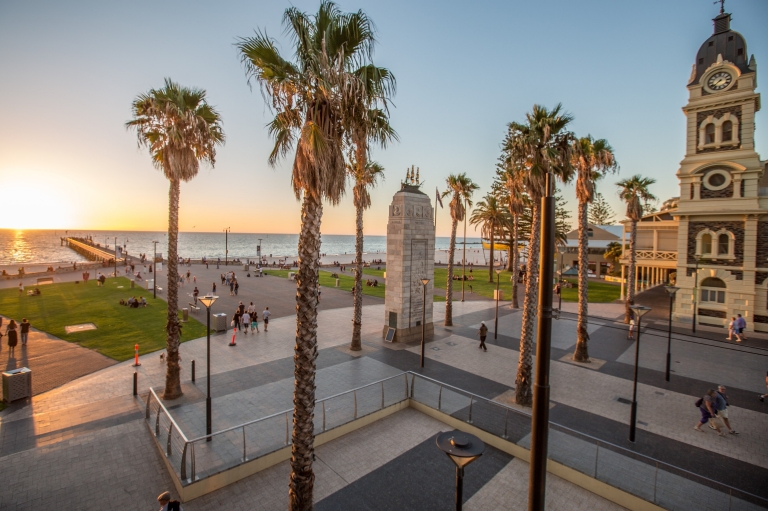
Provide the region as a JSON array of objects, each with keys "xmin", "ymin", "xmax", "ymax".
[{"xmin": 1, "ymin": 268, "xmax": 767, "ymax": 509}]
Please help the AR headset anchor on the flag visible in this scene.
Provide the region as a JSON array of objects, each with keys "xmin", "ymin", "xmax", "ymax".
[{"xmin": 435, "ymin": 188, "xmax": 444, "ymax": 208}]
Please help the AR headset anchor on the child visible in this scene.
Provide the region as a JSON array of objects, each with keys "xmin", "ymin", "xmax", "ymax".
[{"xmin": 251, "ymin": 312, "xmax": 259, "ymax": 333}]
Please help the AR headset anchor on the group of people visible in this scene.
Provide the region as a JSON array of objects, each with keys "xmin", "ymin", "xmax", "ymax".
[
  {"xmin": 119, "ymin": 296, "xmax": 147, "ymax": 308},
  {"xmin": 221, "ymin": 272, "xmax": 239, "ymax": 295},
  {"xmin": 231, "ymin": 302, "xmax": 271, "ymax": 333},
  {"xmin": 726, "ymin": 314, "xmax": 748, "ymax": 342},
  {"xmin": 365, "ymin": 279, "xmax": 380, "ymax": 287},
  {"xmin": 695, "ymin": 385, "xmax": 738, "ymax": 436},
  {"xmin": 0, "ymin": 317, "xmax": 31, "ymax": 356},
  {"xmin": 452, "ymin": 274, "xmax": 474, "ymax": 281}
]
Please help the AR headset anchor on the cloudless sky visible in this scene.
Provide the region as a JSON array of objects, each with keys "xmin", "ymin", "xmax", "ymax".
[{"xmin": 0, "ymin": 0, "xmax": 766, "ymax": 236}]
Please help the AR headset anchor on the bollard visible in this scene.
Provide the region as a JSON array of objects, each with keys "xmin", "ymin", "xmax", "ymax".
[
  {"xmin": 133, "ymin": 371, "xmax": 138, "ymax": 396},
  {"xmin": 229, "ymin": 332, "xmax": 237, "ymax": 347},
  {"xmin": 192, "ymin": 360, "xmax": 196, "ymax": 382},
  {"xmin": 133, "ymin": 344, "xmax": 141, "ymax": 367}
]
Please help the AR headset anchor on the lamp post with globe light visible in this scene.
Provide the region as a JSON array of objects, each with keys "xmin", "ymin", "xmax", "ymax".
[
  {"xmin": 628, "ymin": 304, "xmax": 652, "ymax": 442},
  {"xmin": 198, "ymin": 295, "xmax": 218, "ymax": 441}
]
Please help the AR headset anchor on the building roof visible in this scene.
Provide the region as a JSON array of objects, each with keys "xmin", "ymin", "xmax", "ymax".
[
  {"xmin": 563, "ymin": 224, "xmax": 622, "ymax": 249},
  {"xmin": 689, "ymin": 11, "xmax": 753, "ymax": 85}
]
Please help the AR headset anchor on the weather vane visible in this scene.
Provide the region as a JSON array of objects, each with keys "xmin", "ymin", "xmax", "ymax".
[{"xmin": 714, "ymin": 0, "xmax": 725, "ymax": 14}]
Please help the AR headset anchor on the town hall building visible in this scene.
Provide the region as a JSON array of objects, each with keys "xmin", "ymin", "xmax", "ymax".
[{"xmin": 620, "ymin": 7, "xmax": 767, "ymax": 331}]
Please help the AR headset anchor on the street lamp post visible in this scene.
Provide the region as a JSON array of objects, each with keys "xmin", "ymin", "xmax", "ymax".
[
  {"xmin": 152, "ymin": 241, "xmax": 159, "ymax": 299},
  {"xmin": 420, "ymin": 278, "xmax": 430, "ymax": 368},
  {"xmin": 557, "ymin": 247, "xmax": 565, "ymax": 311},
  {"xmin": 224, "ymin": 227, "xmax": 230, "ymax": 266},
  {"xmin": 436, "ymin": 431, "xmax": 485, "ymax": 511},
  {"xmin": 628, "ymin": 304, "xmax": 652, "ymax": 443},
  {"xmin": 198, "ymin": 295, "xmax": 218, "ymax": 442},
  {"xmin": 664, "ymin": 286, "xmax": 679, "ymax": 382},
  {"xmin": 257, "ymin": 238, "xmax": 262, "ymax": 264},
  {"xmin": 462, "ymin": 199, "xmax": 468, "ymax": 302},
  {"xmin": 494, "ymin": 269, "xmax": 502, "ymax": 340},
  {"xmin": 692, "ymin": 254, "xmax": 701, "ymax": 333}
]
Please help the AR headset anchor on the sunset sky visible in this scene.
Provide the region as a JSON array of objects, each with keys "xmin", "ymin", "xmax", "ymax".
[{"xmin": 0, "ymin": 0, "xmax": 766, "ymax": 236}]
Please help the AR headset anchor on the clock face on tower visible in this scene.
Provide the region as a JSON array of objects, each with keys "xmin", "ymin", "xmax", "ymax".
[{"xmin": 707, "ymin": 71, "xmax": 733, "ymax": 91}]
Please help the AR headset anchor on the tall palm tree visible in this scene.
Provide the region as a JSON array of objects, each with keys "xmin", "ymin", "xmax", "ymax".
[
  {"xmin": 348, "ymin": 153, "xmax": 387, "ymax": 351},
  {"xmin": 504, "ymin": 104, "xmax": 573, "ymax": 406},
  {"xmin": 502, "ymin": 164, "xmax": 526, "ymax": 308},
  {"xmin": 126, "ymin": 78, "xmax": 224, "ymax": 400},
  {"xmin": 470, "ymin": 194, "xmax": 506, "ymax": 283},
  {"xmin": 237, "ymin": 3, "xmax": 383, "ymax": 508},
  {"xmin": 616, "ymin": 175, "xmax": 657, "ymax": 323},
  {"xmin": 441, "ymin": 174, "xmax": 479, "ymax": 326},
  {"xmin": 572, "ymin": 136, "xmax": 618, "ymax": 362}
]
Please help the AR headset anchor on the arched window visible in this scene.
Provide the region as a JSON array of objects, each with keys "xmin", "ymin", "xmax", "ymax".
[
  {"xmin": 705, "ymin": 124, "xmax": 715, "ymax": 144},
  {"xmin": 722, "ymin": 120, "xmax": 733, "ymax": 142},
  {"xmin": 718, "ymin": 234, "xmax": 730, "ymax": 255},
  {"xmin": 700, "ymin": 277, "xmax": 726, "ymax": 304},
  {"xmin": 701, "ymin": 233, "xmax": 713, "ymax": 255}
]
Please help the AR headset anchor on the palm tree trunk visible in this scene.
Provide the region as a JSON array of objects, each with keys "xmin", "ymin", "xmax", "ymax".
[
  {"xmin": 511, "ymin": 215, "xmax": 519, "ymax": 309},
  {"xmin": 289, "ymin": 192, "xmax": 321, "ymax": 511},
  {"xmin": 506, "ymin": 230, "xmax": 514, "ymax": 272},
  {"xmin": 350, "ymin": 201, "xmax": 364, "ymax": 351},
  {"xmin": 488, "ymin": 232, "xmax": 495, "ymax": 283},
  {"xmin": 163, "ymin": 178, "xmax": 183, "ymax": 400},
  {"xmin": 573, "ymin": 201, "xmax": 590, "ymax": 362},
  {"xmin": 624, "ymin": 220, "xmax": 637, "ymax": 323},
  {"xmin": 445, "ymin": 217, "xmax": 458, "ymax": 326},
  {"xmin": 515, "ymin": 203, "xmax": 540, "ymax": 406}
]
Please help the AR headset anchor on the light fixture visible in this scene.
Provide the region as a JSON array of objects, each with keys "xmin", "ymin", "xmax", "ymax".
[{"xmin": 436, "ymin": 431, "xmax": 485, "ymax": 511}]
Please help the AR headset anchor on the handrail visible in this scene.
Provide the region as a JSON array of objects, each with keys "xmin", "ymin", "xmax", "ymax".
[
  {"xmin": 183, "ymin": 372, "xmax": 409, "ymax": 444},
  {"xmin": 146, "ymin": 387, "xmax": 190, "ymax": 443}
]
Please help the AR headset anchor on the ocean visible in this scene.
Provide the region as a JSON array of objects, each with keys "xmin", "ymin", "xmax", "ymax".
[{"xmin": 0, "ymin": 229, "xmax": 482, "ymax": 265}]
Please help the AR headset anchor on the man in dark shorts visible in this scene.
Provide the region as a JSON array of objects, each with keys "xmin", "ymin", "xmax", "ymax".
[{"xmin": 263, "ymin": 307, "xmax": 271, "ymax": 332}]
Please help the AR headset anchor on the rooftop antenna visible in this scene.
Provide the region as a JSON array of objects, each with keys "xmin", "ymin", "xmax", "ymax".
[{"xmin": 714, "ymin": 0, "xmax": 724, "ymax": 14}]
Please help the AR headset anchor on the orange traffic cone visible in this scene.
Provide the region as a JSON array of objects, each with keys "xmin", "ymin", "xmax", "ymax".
[{"xmin": 229, "ymin": 332, "xmax": 237, "ymax": 347}]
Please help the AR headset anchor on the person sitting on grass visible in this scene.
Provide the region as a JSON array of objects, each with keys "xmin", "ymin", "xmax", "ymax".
[
  {"xmin": 139, "ymin": 296, "xmax": 147, "ymax": 307},
  {"xmin": 373, "ymin": 279, "xmax": 379, "ymax": 287}
]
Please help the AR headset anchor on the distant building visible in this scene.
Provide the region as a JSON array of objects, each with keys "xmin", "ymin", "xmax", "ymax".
[
  {"xmin": 620, "ymin": 8, "xmax": 767, "ymax": 331},
  {"xmin": 560, "ymin": 224, "xmax": 622, "ymax": 278}
]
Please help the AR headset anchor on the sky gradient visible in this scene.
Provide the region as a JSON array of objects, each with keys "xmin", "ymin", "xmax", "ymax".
[{"xmin": 0, "ymin": 0, "xmax": 766, "ymax": 236}]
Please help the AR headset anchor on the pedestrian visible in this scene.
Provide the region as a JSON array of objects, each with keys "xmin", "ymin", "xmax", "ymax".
[
  {"xmin": 6, "ymin": 319, "xmax": 18, "ymax": 356},
  {"xmin": 17, "ymin": 282, "xmax": 24, "ymax": 294},
  {"xmin": 251, "ymin": 311, "xmax": 259, "ymax": 333},
  {"xmin": 263, "ymin": 307, "xmax": 271, "ymax": 332},
  {"xmin": 760, "ymin": 371, "xmax": 768, "ymax": 402},
  {"xmin": 727, "ymin": 316, "xmax": 736, "ymax": 341},
  {"xmin": 694, "ymin": 389, "xmax": 725, "ymax": 436},
  {"xmin": 735, "ymin": 314, "xmax": 747, "ymax": 342},
  {"xmin": 233, "ymin": 309, "xmax": 241, "ymax": 332},
  {"xmin": 221, "ymin": 274, "xmax": 225, "ymax": 285},
  {"xmin": 212, "ymin": 282, "xmax": 216, "ymax": 294},
  {"xmin": 713, "ymin": 385, "xmax": 738, "ymax": 434},
  {"xmin": 20, "ymin": 318, "xmax": 30, "ymax": 345},
  {"xmin": 193, "ymin": 275, "xmax": 197, "ymax": 284},
  {"xmin": 193, "ymin": 287, "xmax": 199, "ymax": 305},
  {"xmin": 628, "ymin": 315, "xmax": 635, "ymax": 340},
  {"xmin": 317, "ymin": 289, "xmax": 321, "ymax": 303},
  {"xmin": 157, "ymin": 490, "xmax": 183, "ymax": 511},
  {"xmin": 241, "ymin": 311, "xmax": 251, "ymax": 333},
  {"xmin": 478, "ymin": 321, "xmax": 488, "ymax": 351},
  {"xmin": 229, "ymin": 280, "xmax": 234, "ymax": 296},
  {"xmin": 217, "ymin": 257, "xmax": 220, "ymax": 269},
  {"xmin": 248, "ymin": 302, "xmax": 255, "ymax": 316},
  {"xmin": 234, "ymin": 280, "xmax": 239, "ymax": 295}
]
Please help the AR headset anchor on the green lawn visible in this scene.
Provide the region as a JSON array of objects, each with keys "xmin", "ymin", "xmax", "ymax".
[
  {"xmin": 0, "ymin": 278, "xmax": 207, "ymax": 361},
  {"xmin": 434, "ymin": 268, "xmax": 517, "ymax": 300},
  {"xmin": 362, "ymin": 268, "xmax": 386, "ymax": 278},
  {"xmin": 559, "ymin": 278, "xmax": 621, "ymax": 303}
]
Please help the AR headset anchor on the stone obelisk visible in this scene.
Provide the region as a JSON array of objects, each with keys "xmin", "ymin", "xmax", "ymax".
[{"xmin": 383, "ymin": 169, "xmax": 435, "ymax": 342}]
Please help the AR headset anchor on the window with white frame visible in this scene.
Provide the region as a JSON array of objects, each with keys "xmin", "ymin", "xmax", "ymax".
[
  {"xmin": 695, "ymin": 229, "xmax": 735, "ymax": 259},
  {"xmin": 700, "ymin": 277, "xmax": 726, "ymax": 304}
]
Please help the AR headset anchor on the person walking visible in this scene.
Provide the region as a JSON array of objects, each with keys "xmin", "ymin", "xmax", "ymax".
[
  {"xmin": 628, "ymin": 315, "xmax": 636, "ymax": 340},
  {"xmin": 234, "ymin": 280, "xmax": 239, "ymax": 296},
  {"xmin": 262, "ymin": 307, "xmax": 271, "ymax": 332},
  {"xmin": 6, "ymin": 319, "xmax": 18, "ymax": 357},
  {"xmin": 713, "ymin": 385, "xmax": 738, "ymax": 434},
  {"xmin": 478, "ymin": 321, "xmax": 488, "ymax": 352},
  {"xmin": 759, "ymin": 371, "xmax": 768, "ymax": 402},
  {"xmin": 694, "ymin": 389, "xmax": 725, "ymax": 436},
  {"xmin": 157, "ymin": 490, "xmax": 183, "ymax": 511},
  {"xmin": 212, "ymin": 282, "xmax": 216, "ymax": 294},
  {"xmin": 248, "ymin": 302, "xmax": 255, "ymax": 316},
  {"xmin": 20, "ymin": 318, "xmax": 30, "ymax": 346},
  {"xmin": 229, "ymin": 280, "xmax": 235, "ymax": 296},
  {"xmin": 735, "ymin": 314, "xmax": 747, "ymax": 342},
  {"xmin": 251, "ymin": 311, "xmax": 259, "ymax": 333},
  {"xmin": 241, "ymin": 311, "xmax": 251, "ymax": 333},
  {"xmin": 727, "ymin": 317, "xmax": 736, "ymax": 341},
  {"xmin": 233, "ymin": 309, "xmax": 242, "ymax": 332},
  {"xmin": 193, "ymin": 287, "xmax": 199, "ymax": 305},
  {"xmin": 221, "ymin": 274, "xmax": 225, "ymax": 286}
]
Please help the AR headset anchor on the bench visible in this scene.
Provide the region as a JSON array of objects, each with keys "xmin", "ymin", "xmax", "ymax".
[{"xmin": 188, "ymin": 303, "xmax": 200, "ymax": 313}]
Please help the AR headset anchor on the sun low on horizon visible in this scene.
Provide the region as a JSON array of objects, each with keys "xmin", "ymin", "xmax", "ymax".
[{"xmin": 0, "ymin": 177, "xmax": 77, "ymax": 230}]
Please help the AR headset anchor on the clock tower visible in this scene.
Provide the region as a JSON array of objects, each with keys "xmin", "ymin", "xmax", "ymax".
[{"xmin": 673, "ymin": 7, "xmax": 766, "ymax": 330}]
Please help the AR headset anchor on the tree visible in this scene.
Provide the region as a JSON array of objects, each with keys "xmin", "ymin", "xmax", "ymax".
[
  {"xmin": 503, "ymin": 104, "xmax": 574, "ymax": 406},
  {"xmin": 588, "ymin": 193, "xmax": 615, "ymax": 225},
  {"xmin": 555, "ymin": 190, "xmax": 572, "ymax": 245},
  {"xmin": 604, "ymin": 241, "xmax": 622, "ymax": 274},
  {"xmin": 617, "ymin": 175, "xmax": 657, "ymax": 323},
  {"xmin": 237, "ymin": 4, "xmax": 384, "ymax": 507},
  {"xmin": 441, "ymin": 174, "xmax": 479, "ymax": 326},
  {"xmin": 493, "ymin": 158, "xmax": 526, "ymax": 308},
  {"xmin": 348, "ymin": 154, "xmax": 388, "ymax": 351},
  {"xmin": 470, "ymin": 194, "xmax": 506, "ymax": 283},
  {"xmin": 126, "ymin": 79, "xmax": 224, "ymax": 400},
  {"xmin": 571, "ymin": 136, "xmax": 618, "ymax": 363}
]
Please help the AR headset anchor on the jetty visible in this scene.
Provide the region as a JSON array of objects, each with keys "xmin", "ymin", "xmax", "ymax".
[{"xmin": 63, "ymin": 237, "xmax": 126, "ymax": 264}]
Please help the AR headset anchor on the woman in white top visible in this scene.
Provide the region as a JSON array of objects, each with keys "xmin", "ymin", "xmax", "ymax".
[{"xmin": 727, "ymin": 316, "xmax": 736, "ymax": 341}]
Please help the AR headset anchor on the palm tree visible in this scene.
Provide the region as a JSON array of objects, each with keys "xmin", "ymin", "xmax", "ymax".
[
  {"xmin": 470, "ymin": 194, "xmax": 506, "ymax": 283},
  {"xmin": 616, "ymin": 175, "xmax": 657, "ymax": 323},
  {"xmin": 126, "ymin": 78, "xmax": 224, "ymax": 400},
  {"xmin": 604, "ymin": 241, "xmax": 622, "ymax": 274},
  {"xmin": 237, "ymin": 3, "xmax": 383, "ymax": 508},
  {"xmin": 572, "ymin": 136, "xmax": 618, "ymax": 362},
  {"xmin": 504, "ymin": 104, "xmax": 573, "ymax": 406},
  {"xmin": 501, "ymin": 164, "xmax": 526, "ymax": 308},
  {"xmin": 441, "ymin": 174, "xmax": 479, "ymax": 326},
  {"xmin": 348, "ymin": 153, "xmax": 387, "ymax": 351}
]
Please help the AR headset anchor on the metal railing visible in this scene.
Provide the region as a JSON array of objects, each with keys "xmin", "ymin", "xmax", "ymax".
[{"xmin": 144, "ymin": 372, "xmax": 768, "ymax": 510}]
